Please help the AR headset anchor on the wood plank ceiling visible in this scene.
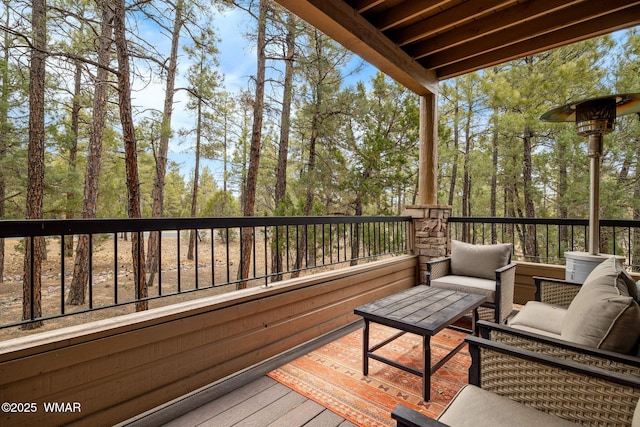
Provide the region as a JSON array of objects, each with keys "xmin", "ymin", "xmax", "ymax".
[{"xmin": 274, "ymin": 0, "xmax": 640, "ymax": 95}]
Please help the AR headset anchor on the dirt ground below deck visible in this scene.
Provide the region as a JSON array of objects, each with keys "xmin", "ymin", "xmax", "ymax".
[{"xmin": 0, "ymin": 233, "xmax": 267, "ymax": 341}]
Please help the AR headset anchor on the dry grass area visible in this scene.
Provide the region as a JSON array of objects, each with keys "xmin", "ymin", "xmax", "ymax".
[{"xmin": 0, "ymin": 232, "xmax": 269, "ymax": 341}]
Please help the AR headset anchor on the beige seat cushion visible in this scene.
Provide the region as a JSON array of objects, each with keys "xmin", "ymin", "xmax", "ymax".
[
  {"xmin": 430, "ymin": 275, "xmax": 496, "ymax": 303},
  {"xmin": 561, "ymin": 257, "xmax": 640, "ymax": 354},
  {"xmin": 438, "ymin": 384, "xmax": 577, "ymax": 426},
  {"xmin": 450, "ymin": 240, "xmax": 512, "ymax": 280},
  {"xmin": 508, "ymin": 301, "xmax": 566, "ymax": 337},
  {"xmin": 633, "ymin": 398, "xmax": 640, "ymax": 427}
]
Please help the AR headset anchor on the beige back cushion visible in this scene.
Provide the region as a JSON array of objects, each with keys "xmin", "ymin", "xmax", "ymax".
[
  {"xmin": 450, "ymin": 240, "xmax": 512, "ymax": 280},
  {"xmin": 561, "ymin": 257, "xmax": 640, "ymax": 354}
]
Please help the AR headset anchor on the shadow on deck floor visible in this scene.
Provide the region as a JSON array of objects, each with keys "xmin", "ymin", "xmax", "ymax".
[
  {"xmin": 119, "ymin": 317, "xmax": 470, "ymax": 427},
  {"xmin": 162, "ymin": 376, "xmax": 356, "ymax": 427}
]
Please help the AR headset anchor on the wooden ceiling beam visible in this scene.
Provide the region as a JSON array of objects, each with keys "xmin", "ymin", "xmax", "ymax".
[
  {"xmin": 392, "ymin": 0, "xmax": 516, "ymax": 46},
  {"xmin": 351, "ymin": 0, "xmax": 385, "ymax": 13},
  {"xmin": 421, "ymin": 1, "xmax": 640, "ymax": 70},
  {"xmin": 407, "ymin": 0, "xmax": 582, "ymax": 59},
  {"xmin": 274, "ymin": 0, "xmax": 438, "ymax": 95},
  {"xmin": 433, "ymin": 5, "xmax": 640, "ymax": 79},
  {"xmin": 371, "ymin": 0, "xmax": 451, "ymax": 32}
]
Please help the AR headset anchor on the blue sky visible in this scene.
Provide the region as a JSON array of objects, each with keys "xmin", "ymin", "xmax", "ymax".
[
  {"xmin": 131, "ymin": 5, "xmax": 376, "ymax": 186},
  {"xmin": 132, "ymin": 7, "xmax": 255, "ymax": 184}
]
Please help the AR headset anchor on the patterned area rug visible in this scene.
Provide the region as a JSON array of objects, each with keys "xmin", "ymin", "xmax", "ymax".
[{"xmin": 268, "ymin": 323, "xmax": 471, "ymax": 426}]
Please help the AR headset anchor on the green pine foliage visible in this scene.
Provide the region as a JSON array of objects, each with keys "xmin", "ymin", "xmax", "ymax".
[{"xmin": 0, "ymin": 1, "xmax": 638, "ymax": 224}]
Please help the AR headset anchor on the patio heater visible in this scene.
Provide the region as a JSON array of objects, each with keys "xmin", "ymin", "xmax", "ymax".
[{"xmin": 541, "ymin": 93, "xmax": 640, "ymax": 282}]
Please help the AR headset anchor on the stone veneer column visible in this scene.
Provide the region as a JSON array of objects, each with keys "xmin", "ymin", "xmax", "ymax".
[{"xmin": 403, "ymin": 204, "xmax": 452, "ymax": 284}]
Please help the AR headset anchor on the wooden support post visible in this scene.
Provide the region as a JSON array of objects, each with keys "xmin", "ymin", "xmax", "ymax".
[{"xmin": 418, "ymin": 93, "xmax": 438, "ymax": 205}]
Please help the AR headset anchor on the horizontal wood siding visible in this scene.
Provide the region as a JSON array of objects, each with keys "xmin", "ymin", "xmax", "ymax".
[
  {"xmin": 0, "ymin": 255, "xmax": 417, "ymax": 427},
  {"xmin": 514, "ymin": 261, "xmax": 565, "ymax": 304}
]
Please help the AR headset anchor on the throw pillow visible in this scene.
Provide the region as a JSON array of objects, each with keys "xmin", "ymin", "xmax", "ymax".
[
  {"xmin": 450, "ymin": 240, "xmax": 512, "ymax": 281},
  {"xmin": 561, "ymin": 257, "xmax": 640, "ymax": 354}
]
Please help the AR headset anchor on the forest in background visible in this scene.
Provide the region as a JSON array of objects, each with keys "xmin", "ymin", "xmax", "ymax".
[{"xmin": 1, "ymin": 0, "xmax": 639, "ymax": 327}]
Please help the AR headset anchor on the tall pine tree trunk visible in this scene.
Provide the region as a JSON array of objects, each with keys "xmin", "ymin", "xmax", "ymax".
[
  {"xmin": 490, "ymin": 109, "xmax": 499, "ymax": 243},
  {"xmin": 0, "ymin": 2, "xmax": 11, "ymax": 283},
  {"xmin": 67, "ymin": 0, "xmax": 113, "ymax": 306},
  {"xmin": 238, "ymin": 0, "xmax": 268, "ymax": 289},
  {"xmin": 114, "ymin": 0, "xmax": 146, "ymax": 310},
  {"xmin": 293, "ymin": 31, "xmax": 323, "ymax": 278},
  {"xmin": 632, "ymin": 151, "xmax": 640, "ymax": 271},
  {"xmin": 23, "ymin": 0, "xmax": 47, "ymax": 329},
  {"xmin": 522, "ymin": 126, "xmax": 538, "ymax": 259},
  {"xmin": 270, "ymin": 11, "xmax": 295, "ymax": 283},
  {"xmin": 147, "ymin": 0, "xmax": 183, "ymax": 286},
  {"xmin": 461, "ymin": 98, "xmax": 472, "ymax": 242},
  {"xmin": 558, "ymin": 136, "xmax": 569, "ymax": 250},
  {"xmin": 448, "ymin": 83, "xmax": 459, "ymax": 207},
  {"xmin": 292, "ymin": 107, "xmax": 319, "ymax": 278},
  {"xmin": 188, "ymin": 98, "xmax": 203, "ymax": 261},
  {"xmin": 64, "ymin": 59, "xmax": 82, "ymax": 257}
]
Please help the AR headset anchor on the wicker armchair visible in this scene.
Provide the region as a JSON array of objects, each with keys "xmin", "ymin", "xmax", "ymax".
[
  {"xmin": 392, "ymin": 335, "xmax": 640, "ymax": 427},
  {"xmin": 426, "ymin": 241, "xmax": 515, "ymax": 324},
  {"xmin": 533, "ymin": 276, "xmax": 583, "ymax": 307},
  {"xmin": 506, "ymin": 258, "xmax": 640, "ymax": 356},
  {"xmin": 475, "ymin": 266, "xmax": 640, "ymax": 376},
  {"xmin": 478, "ymin": 320, "xmax": 640, "ymax": 377}
]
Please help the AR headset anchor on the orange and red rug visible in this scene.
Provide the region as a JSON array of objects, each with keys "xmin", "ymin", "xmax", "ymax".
[{"xmin": 268, "ymin": 323, "xmax": 471, "ymax": 426}]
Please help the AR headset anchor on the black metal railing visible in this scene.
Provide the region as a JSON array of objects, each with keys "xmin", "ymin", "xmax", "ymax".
[
  {"xmin": 0, "ymin": 216, "xmax": 411, "ymax": 330},
  {"xmin": 450, "ymin": 217, "xmax": 640, "ymax": 270}
]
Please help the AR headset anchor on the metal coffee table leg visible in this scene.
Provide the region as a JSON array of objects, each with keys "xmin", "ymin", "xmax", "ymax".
[
  {"xmin": 363, "ymin": 319, "xmax": 369, "ymax": 376},
  {"xmin": 423, "ymin": 334, "xmax": 430, "ymax": 401}
]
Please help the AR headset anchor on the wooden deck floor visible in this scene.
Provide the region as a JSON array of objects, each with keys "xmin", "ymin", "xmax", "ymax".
[
  {"xmin": 162, "ymin": 376, "xmax": 356, "ymax": 427},
  {"xmin": 120, "ymin": 323, "xmax": 362, "ymax": 427}
]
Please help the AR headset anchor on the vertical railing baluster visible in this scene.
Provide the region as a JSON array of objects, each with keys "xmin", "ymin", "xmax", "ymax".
[
  {"xmin": 89, "ymin": 234, "xmax": 93, "ymax": 309},
  {"xmin": 338, "ymin": 223, "xmax": 342, "ymax": 262},
  {"xmin": 294, "ymin": 225, "xmax": 299, "ymax": 271},
  {"xmin": 558, "ymin": 224, "xmax": 561, "ymax": 261},
  {"xmin": 60, "ymin": 235, "xmax": 65, "ymax": 315},
  {"xmin": 264, "ymin": 226, "xmax": 268, "ymax": 286},
  {"xmin": 177, "ymin": 231, "xmax": 181, "ymax": 293},
  {"xmin": 628, "ymin": 227, "xmax": 632, "ymax": 266},
  {"xmin": 158, "ymin": 230, "xmax": 162, "ymax": 295},
  {"xmin": 195, "ymin": 228, "xmax": 199, "ymax": 290},
  {"xmin": 252, "ymin": 226, "xmax": 257, "ymax": 279},
  {"xmin": 138, "ymin": 231, "xmax": 142, "ymax": 303},
  {"xmin": 329, "ymin": 223, "xmax": 333, "ymax": 264},
  {"xmin": 210, "ymin": 228, "xmax": 216, "ymax": 286},
  {"xmin": 546, "ymin": 224, "xmax": 549, "ymax": 263},
  {"xmin": 30, "ymin": 236, "xmax": 34, "ymax": 320},
  {"xmin": 285, "ymin": 225, "xmax": 290, "ymax": 273},
  {"xmin": 114, "ymin": 233, "xmax": 118, "ymax": 304},
  {"xmin": 225, "ymin": 228, "xmax": 230, "ymax": 283}
]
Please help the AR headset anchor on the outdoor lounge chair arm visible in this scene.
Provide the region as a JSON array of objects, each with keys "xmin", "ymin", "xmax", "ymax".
[
  {"xmin": 391, "ymin": 405, "xmax": 449, "ymax": 427},
  {"xmin": 466, "ymin": 335, "xmax": 640, "ymax": 425},
  {"xmin": 533, "ymin": 276, "xmax": 582, "ymax": 307},
  {"xmin": 425, "ymin": 257, "xmax": 451, "ymax": 284},
  {"xmin": 495, "ymin": 263, "xmax": 516, "ymax": 324},
  {"xmin": 476, "ymin": 320, "xmax": 640, "ymax": 376},
  {"xmin": 391, "ymin": 335, "xmax": 640, "ymax": 426}
]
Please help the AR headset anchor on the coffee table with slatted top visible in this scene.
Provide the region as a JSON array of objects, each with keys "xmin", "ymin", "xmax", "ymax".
[{"xmin": 354, "ymin": 285, "xmax": 486, "ymax": 401}]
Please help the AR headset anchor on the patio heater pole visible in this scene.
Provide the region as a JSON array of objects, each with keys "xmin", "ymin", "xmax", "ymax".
[
  {"xmin": 575, "ymin": 98, "xmax": 615, "ymax": 255},
  {"xmin": 542, "ymin": 94, "xmax": 640, "ymax": 254},
  {"xmin": 541, "ymin": 93, "xmax": 640, "ymax": 280},
  {"xmin": 587, "ymin": 134, "xmax": 603, "ymax": 254}
]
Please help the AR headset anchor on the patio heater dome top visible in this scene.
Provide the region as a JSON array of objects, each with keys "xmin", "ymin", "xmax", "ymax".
[{"xmin": 541, "ymin": 93, "xmax": 640, "ymax": 135}]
